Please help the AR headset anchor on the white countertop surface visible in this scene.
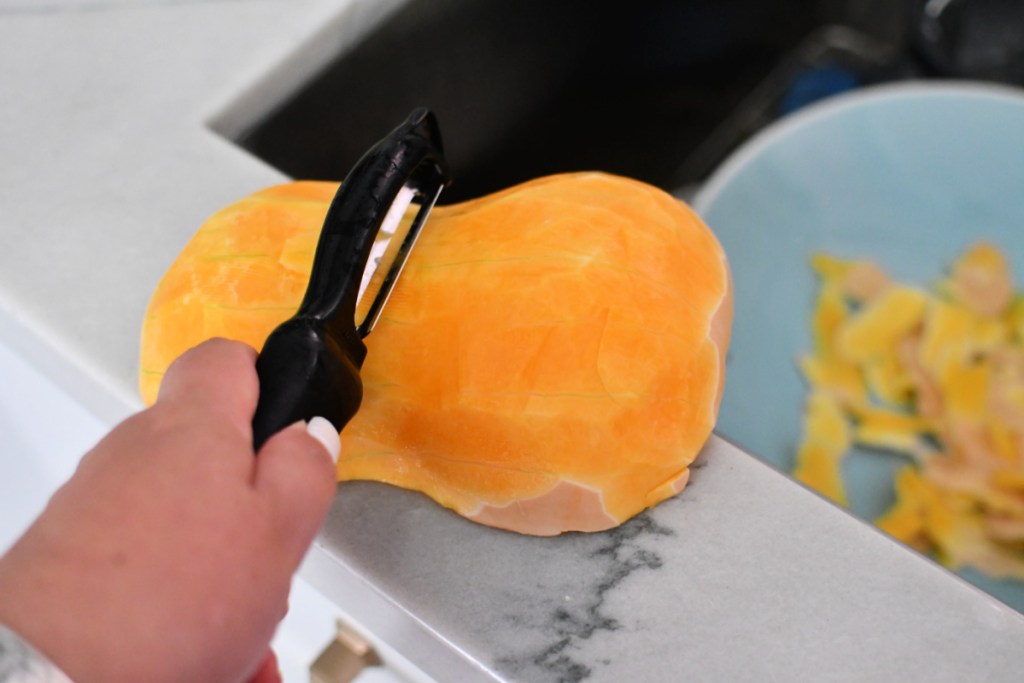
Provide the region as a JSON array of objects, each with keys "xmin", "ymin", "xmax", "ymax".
[{"xmin": 3, "ymin": 2, "xmax": 1024, "ymax": 681}]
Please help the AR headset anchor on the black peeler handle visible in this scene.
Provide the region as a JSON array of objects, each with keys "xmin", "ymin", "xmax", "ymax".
[{"xmin": 251, "ymin": 108, "xmax": 450, "ymax": 451}]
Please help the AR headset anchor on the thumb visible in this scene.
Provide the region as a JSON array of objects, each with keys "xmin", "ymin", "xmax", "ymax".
[{"xmin": 254, "ymin": 417, "xmax": 340, "ymax": 564}]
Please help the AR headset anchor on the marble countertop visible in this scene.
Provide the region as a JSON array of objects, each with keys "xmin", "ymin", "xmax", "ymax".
[
  {"xmin": 3, "ymin": 2, "xmax": 1024, "ymax": 681},
  {"xmin": 307, "ymin": 438, "xmax": 1024, "ymax": 682}
]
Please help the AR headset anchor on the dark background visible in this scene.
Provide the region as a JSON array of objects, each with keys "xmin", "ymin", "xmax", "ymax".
[{"xmin": 234, "ymin": 0, "xmax": 1024, "ymax": 202}]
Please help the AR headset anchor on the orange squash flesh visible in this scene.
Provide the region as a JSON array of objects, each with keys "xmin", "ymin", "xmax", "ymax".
[{"xmin": 140, "ymin": 172, "xmax": 732, "ymax": 535}]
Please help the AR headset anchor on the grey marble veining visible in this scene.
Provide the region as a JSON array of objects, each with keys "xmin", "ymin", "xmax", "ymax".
[
  {"xmin": 491, "ymin": 505, "xmax": 677, "ymax": 681},
  {"xmin": 309, "ymin": 436, "xmax": 1024, "ymax": 682}
]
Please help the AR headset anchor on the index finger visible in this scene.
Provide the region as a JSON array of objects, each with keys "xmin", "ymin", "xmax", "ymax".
[{"xmin": 157, "ymin": 338, "xmax": 260, "ymax": 428}]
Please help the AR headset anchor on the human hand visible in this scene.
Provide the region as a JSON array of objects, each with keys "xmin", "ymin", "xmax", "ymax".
[{"xmin": 0, "ymin": 338, "xmax": 340, "ymax": 683}]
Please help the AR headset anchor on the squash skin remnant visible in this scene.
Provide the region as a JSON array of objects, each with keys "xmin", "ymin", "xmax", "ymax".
[
  {"xmin": 140, "ymin": 172, "xmax": 732, "ymax": 535},
  {"xmin": 467, "ymin": 479, "xmax": 618, "ymax": 536}
]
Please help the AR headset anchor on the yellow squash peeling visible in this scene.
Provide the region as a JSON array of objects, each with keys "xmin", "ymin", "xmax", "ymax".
[
  {"xmin": 794, "ymin": 242, "xmax": 1024, "ymax": 580},
  {"xmin": 140, "ymin": 173, "xmax": 732, "ymax": 535}
]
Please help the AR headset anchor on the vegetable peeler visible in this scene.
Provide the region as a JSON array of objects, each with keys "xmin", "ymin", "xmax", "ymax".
[{"xmin": 251, "ymin": 108, "xmax": 451, "ymax": 451}]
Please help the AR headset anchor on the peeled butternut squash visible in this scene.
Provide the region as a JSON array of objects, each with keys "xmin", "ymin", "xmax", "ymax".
[{"xmin": 140, "ymin": 172, "xmax": 732, "ymax": 535}]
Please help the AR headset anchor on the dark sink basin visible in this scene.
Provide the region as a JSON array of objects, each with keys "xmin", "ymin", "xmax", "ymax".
[
  {"xmin": 223, "ymin": 0, "xmax": 1020, "ymax": 202},
  {"xmin": 229, "ymin": 0, "xmax": 822, "ymax": 202}
]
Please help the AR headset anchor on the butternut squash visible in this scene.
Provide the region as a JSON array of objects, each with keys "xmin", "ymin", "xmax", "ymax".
[{"xmin": 140, "ymin": 172, "xmax": 732, "ymax": 535}]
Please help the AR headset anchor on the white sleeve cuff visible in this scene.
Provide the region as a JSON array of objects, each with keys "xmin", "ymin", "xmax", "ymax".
[{"xmin": 0, "ymin": 623, "xmax": 73, "ymax": 683}]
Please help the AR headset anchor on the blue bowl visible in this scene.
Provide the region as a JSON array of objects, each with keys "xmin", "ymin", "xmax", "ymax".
[{"xmin": 694, "ymin": 82, "xmax": 1024, "ymax": 611}]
